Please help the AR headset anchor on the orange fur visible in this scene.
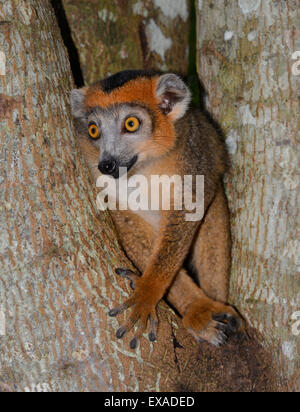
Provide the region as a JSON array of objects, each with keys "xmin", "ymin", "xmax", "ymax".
[
  {"xmin": 73, "ymin": 72, "xmax": 244, "ymax": 348},
  {"xmin": 85, "ymin": 77, "xmax": 176, "ymax": 159},
  {"xmin": 112, "ymin": 207, "xmax": 242, "ymax": 346}
]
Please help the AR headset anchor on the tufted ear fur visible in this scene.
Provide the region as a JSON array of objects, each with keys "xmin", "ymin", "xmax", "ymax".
[
  {"xmin": 155, "ymin": 74, "xmax": 191, "ymax": 121},
  {"xmin": 70, "ymin": 87, "xmax": 87, "ymax": 119}
]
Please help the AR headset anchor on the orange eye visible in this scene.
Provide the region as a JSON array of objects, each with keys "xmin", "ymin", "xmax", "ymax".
[
  {"xmin": 89, "ymin": 123, "xmax": 100, "ymax": 140},
  {"xmin": 125, "ymin": 117, "xmax": 140, "ymax": 133}
]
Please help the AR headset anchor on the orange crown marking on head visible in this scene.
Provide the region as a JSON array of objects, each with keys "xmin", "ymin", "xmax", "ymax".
[
  {"xmin": 85, "ymin": 77, "xmax": 157, "ymax": 109},
  {"xmin": 85, "ymin": 77, "xmax": 177, "ymax": 158}
]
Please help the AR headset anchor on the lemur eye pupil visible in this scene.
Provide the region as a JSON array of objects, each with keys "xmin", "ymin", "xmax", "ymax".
[
  {"xmin": 88, "ymin": 123, "xmax": 100, "ymax": 139},
  {"xmin": 125, "ymin": 117, "xmax": 140, "ymax": 133}
]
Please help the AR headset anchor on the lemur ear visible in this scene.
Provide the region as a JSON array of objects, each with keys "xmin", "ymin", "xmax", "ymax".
[
  {"xmin": 70, "ymin": 88, "xmax": 87, "ymax": 119},
  {"xmin": 155, "ymin": 74, "xmax": 191, "ymax": 121}
]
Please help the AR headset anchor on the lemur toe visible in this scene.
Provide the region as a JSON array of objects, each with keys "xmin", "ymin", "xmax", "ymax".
[
  {"xmin": 108, "ymin": 308, "xmax": 119, "ymax": 317},
  {"xmin": 109, "ymin": 272, "xmax": 159, "ymax": 348},
  {"xmin": 130, "ymin": 337, "xmax": 139, "ymax": 350},
  {"xmin": 148, "ymin": 332, "xmax": 156, "ymax": 342},
  {"xmin": 149, "ymin": 315, "xmax": 158, "ymax": 342},
  {"xmin": 115, "ymin": 268, "xmax": 139, "ymax": 290},
  {"xmin": 116, "ymin": 326, "xmax": 127, "ymax": 339},
  {"xmin": 213, "ymin": 313, "xmax": 242, "ymax": 337},
  {"xmin": 216, "ymin": 322, "xmax": 230, "ymax": 334},
  {"xmin": 108, "ymin": 303, "xmax": 128, "ymax": 317},
  {"xmin": 212, "ymin": 313, "xmax": 227, "ymax": 322},
  {"xmin": 212, "ymin": 330, "xmax": 229, "ymax": 347}
]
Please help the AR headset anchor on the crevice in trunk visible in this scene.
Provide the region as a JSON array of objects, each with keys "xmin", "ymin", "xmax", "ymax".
[
  {"xmin": 187, "ymin": 0, "xmax": 201, "ymax": 108},
  {"xmin": 50, "ymin": 0, "xmax": 84, "ymax": 87}
]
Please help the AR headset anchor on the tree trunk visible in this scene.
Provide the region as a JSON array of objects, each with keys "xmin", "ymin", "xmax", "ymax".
[
  {"xmin": 60, "ymin": 0, "xmax": 191, "ymax": 85},
  {"xmin": 0, "ymin": 0, "xmax": 201, "ymax": 392},
  {"xmin": 0, "ymin": 0, "xmax": 286, "ymax": 393},
  {"xmin": 196, "ymin": 0, "xmax": 299, "ymax": 390}
]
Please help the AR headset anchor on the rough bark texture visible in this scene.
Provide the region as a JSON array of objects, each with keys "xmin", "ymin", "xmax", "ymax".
[
  {"xmin": 196, "ymin": 0, "xmax": 299, "ymax": 390},
  {"xmin": 61, "ymin": 0, "xmax": 191, "ymax": 85},
  {"xmin": 0, "ymin": 0, "xmax": 285, "ymax": 393},
  {"xmin": 0, "ymin": 0, "xmax": 195, "ymax": 392}
]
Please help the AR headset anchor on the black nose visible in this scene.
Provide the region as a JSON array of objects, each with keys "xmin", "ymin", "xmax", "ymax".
[{"xmin": 98, "ymin": 159, "xmax": 118, "ymax": 175}]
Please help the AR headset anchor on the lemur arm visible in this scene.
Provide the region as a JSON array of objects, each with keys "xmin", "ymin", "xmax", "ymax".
[
  {"xmin": 140, "ymin": 210, "xmax": 201, "ymax": 299},
  {"xmin": 109, "ymin": 209, "xmax": 201, "ymax": 349},
  {"xmin": 132, "ymin": 173, "xmax": 217, "ymax": 301}
]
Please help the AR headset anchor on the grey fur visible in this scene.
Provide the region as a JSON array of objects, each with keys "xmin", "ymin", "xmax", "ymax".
[
  {"xmin": 79, "ymin": 103, "xmax": 154, "ymax": 173},
  {"xmin": 70, "ymin": 73, "xmax": 193, "ymax": 177},
  {"xmin": 155, "ymin": 74, "xmax": 191, "ymax": 119}
]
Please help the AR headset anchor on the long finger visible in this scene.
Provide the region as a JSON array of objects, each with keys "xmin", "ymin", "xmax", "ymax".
[
  {"xmin": 149, "ymin": 311, "xmax": 158, "ymax": 342},
  {"xmin": 116, "ymin": 311, "xmax": 140, "ymax": 340},
  {"xmin": 130, "ymin": 317, "xmax": 148, "ymax": 349},
  {"xmin": 108, "ymin": 297, "xmax": 135, "ymax": 317}
]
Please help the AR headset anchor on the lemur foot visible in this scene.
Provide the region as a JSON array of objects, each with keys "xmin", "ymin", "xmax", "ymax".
[
  {"xmin": 182, "ymin": 300, "xmax": 244, "ymax": 347},
  {"xmin": 109, "ymin": 268, "xmax": 159, "ymax": 349}
]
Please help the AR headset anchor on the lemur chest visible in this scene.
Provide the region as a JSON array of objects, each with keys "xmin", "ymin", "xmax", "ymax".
[
  {"xmin": 107, "ymin": 157, "xmax": 179, "ymax": 233},
  {"xmin": 133, "ymin": 209, "xmax": 161, "ymax": 232},
  {"xmin": 107, "ymin": 173, "xmax": 162, "ymax": 233}
]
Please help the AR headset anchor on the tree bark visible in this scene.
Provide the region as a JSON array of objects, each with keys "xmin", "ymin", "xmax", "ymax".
[
  {"xmin": 60, "ymin": 0, "xmax": 191, "ymax": 85},
  {"xmin": 196, "ymin": 0, "xmax": 299, "ymax": 390},
  {"xmin": 0, "ymin": 0, "xmax": 201, "ymax": 392},
  {"xmin": 0, "ymin": 0, "xmax": 286, "ymax": 393}
]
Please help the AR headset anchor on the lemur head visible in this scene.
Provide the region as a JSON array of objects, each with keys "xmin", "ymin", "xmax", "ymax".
[{"xmin": 71, "ymin": 70, "xmax": 191, "ymax": 179}]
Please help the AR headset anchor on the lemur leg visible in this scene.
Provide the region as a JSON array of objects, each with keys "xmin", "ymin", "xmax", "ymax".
[
  {"xmin": 111, "ymin": 210, "xmax": 242, "ymax": 347},
  {"xmin": 166, "ymin": 269, "xmax": 242, "ymax": 346},
  {"xmin": 189, "ymin": 185, "xmax": 231, "ymax": 303}
]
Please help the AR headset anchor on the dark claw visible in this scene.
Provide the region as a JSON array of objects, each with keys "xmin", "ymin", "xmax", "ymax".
[
  {"xmin": 213, "ymin": 313, "xmax": 240, "ymax": 332},
  {"xmin": 115, "ymin": 268, "xmax": 130, "ymax": 277},
  {"xmin": 109, "ymin": 308, "xmax": 120, "ymax": 317},
  {"xmin": 213, "ymin": 313, "xmax": 227, "ymax": 322},
  {"xmin": 130, "ymin": 337, "xmax": 139, "ymax": 350},
  {"xmin": 216, "ymin": 322, "xmax": 228, "ymax": 333},
  {"xmin": 149, "ymin": 316, "xmax": 158, "ymax": 342},
  {"xmin": 116, "ymin": 326, "xmax": 127, "ymax": 340},
  {"xmin": 219, "ymin": 321, "xmax": 235, "ymax": 338},
  {"xmin": 213, "ymin": 313, "xmax": 241, "ymax": 340},
  {"xmin": 228, "ymin": 317, "xmax": 238, "ymax": 333},
  {"xmin": 108, "ymin": 304, "xmax": 126, "ymax": 317},
  {"xmin": 219, "ymin": 331, "xmax": 229, "ymax": 344},
  {"xmin": 115, "ymin": 268, "xmax": 137, "ymax": 290},
  {"xmin": 115, "ymin": 268, "xmax": 136, "ymax": 278},
  {"xmin": 149, "ymin": 331, "xmax": 157, "ymax": 342}
]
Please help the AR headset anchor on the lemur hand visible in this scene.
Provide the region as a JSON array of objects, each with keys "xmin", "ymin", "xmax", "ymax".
[{"xmin": 109, "ymin": 268, "xmax": 160, "ymax": 349}]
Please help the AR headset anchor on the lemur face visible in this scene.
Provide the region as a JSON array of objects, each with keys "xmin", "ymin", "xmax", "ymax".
[
  {"xmin": 84, "ymin": 103, "xmax": 154, "ymax": 179},
  {"xmin": 71, "ymin": 71, "xmax": 191, "ymax": 179}
]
